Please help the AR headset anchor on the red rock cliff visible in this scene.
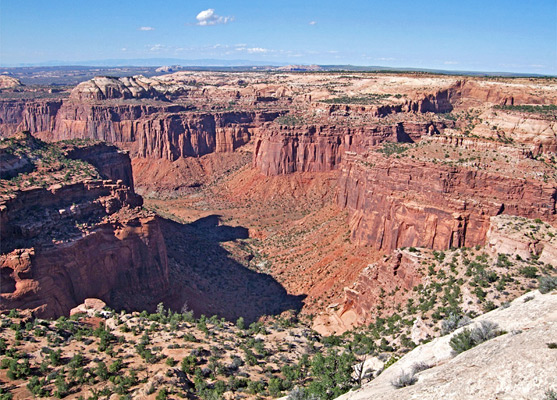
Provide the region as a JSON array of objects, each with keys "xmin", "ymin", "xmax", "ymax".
[
  {"xmin": 1, "ymin": 214, "xmax": 168, "ymax": 318},
  {"xmin": 0, "ymin": 143, "xmax": 169, "ymax": 318},
  {"xmin": 253, "ymin": 121, "xmax": 440, "ymax": 176},
  {"xmin": 0, "ymin": 98, "xmax": 280, "ymax": 161},
  {"xmin": 337, "ymin": 154, "xmax": 557, "ymax": 251}
]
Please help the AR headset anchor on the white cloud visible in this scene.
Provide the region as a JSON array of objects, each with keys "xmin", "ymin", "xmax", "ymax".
[
  {"xmin": 196, "ymin": 9, "xmax": 233, "ymax": 26},
  {"xmin": 121, "ymin": 48, "xmax": 127, "ymax": 52},
  {"xmin": 139, "ymin": 26, "xmax": 155, "ymax": 31},
  {"xmin": 247, "ymin": 47, "xmax": 268, "ymax": 54},
  {"xmin": 309, "ymin": 21, "xmax": 317, "ymax": 25},
  {"xmin": 149, "ymin": 44, "xmax": 165, "ymax": 52},
  {"xmin": 443, "ymin": 61, "xmax": 459, "ymax": 65},
  {"xmin": 233, "ymin": 45, "xmax": 271, "ymax": 54}
]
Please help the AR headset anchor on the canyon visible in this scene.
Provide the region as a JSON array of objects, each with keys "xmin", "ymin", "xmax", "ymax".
[{"xmin": 1, "ymin": 71, "xmax": 556, "ymax": 333}]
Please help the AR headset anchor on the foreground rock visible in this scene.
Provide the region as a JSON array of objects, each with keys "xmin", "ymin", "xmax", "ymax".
[
  {"xmin": 336, "ymin": 290, "xmax": 557, "ymax": 400},
  {"xmin": 69, "ymin": 298, "xmax": 107, "ymax": 316}
]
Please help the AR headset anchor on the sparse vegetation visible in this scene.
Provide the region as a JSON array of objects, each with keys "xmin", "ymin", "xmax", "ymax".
[
  {"xmin": 539, "ymin": 276, "xmax": 557, "ymax": 294},
  {"xmin": 377, "ymin": 142, "xmax": 411, "ymax": 157},
  {"xmin": 391, "ymin": 370, "xmax": 417, "ymax": 388},
  {"xmin": 275, "ymin": 114, "xmax": 306, "ymax": 126},
  {"xmin": 494, "ymin": 104, "xmax": 557, "ymax": 117},
  {"xmin": 449, "ymin": 321, "xmax": 503, "ymax": 354},
  {"xmin": 321, "ymin": 93, "xmax": 391, "ymax": 105},
  {"xmin": 545, "ymin": 389, "xmax": 557, "ymax": 400}
]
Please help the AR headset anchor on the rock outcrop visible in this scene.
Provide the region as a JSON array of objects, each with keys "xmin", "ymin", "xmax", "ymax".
[
  {"xmin": 335, "ymin": 290, "xmax": 557, "ymax": 400},
  {"xmin": 1, "ymin": 213, "xmax": 168, "ymax": 318},
  {"xmin": 0, "ymin": 138, "xmax": 169, "ymax": 318},
  {"xmin": 313, "ymin": 251, "xmax": 422, "ymax": 334},
  {"xmin": 486, "ymin": 215, "xmax": 557, "ymax": 265},
  {"xmin": 0, "ymin": 76, "xmax": 22, "ymax": 89},
  {"xmin": 66, "ymin": 143, "xmax": 136, "ymax": 190}
]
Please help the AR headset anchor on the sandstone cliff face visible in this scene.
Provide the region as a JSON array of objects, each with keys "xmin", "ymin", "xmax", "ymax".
[
  {"xmin": 0, "ymin": 97, "xmax": 279, "ymax": 161},
  {"xmin": 0, "ymin": 142, "xmax": 169, "ymax": 318},
  {"xmin": 1, "ymin": 214, "xmax": 168, "ymax": 318},
  {"xmin": 454, "ymin": 80, "xmax": 554, "ymax": 107},
  {"xmin": 135, "ymin": 111, "xmax": 258, "ymax": 160},
  {"xmin": 337, "ymin": 154, "xmax": 556, "ymax": 251},
  {"xmin": 0, "ymin": 99, "xmax": 62, "ymax": 137},
  {"xmin": 252, "ymin": 121, "xmax": 439, "ymax": 176}
]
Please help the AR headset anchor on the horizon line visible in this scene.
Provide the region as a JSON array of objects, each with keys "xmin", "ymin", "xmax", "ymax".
[{"xmin": 1, "ymin": 61, "xmax": 555, "ymax": 78}]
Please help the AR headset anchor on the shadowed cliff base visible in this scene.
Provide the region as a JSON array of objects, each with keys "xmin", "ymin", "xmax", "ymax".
[{"xmin": 161, "ymin": 215, "xmax": 305, "ymax": 323}]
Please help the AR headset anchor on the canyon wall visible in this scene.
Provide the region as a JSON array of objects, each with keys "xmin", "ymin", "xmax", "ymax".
[
  {"xmin": 0, "ymin": 144, "xmax": 169, "ymax": 318},
  {"xmin": 1, "ymin": 215, "xmax": 168, "ymax": 318},
  {"xmin": 0, "ymin": 99, "xmax": 62, "ymax": 136},
  {"xmin": 337, "ymin": 154, "xmax": 556, "ymax": 251},
  {"xmin": 252, "ymin": 121, "xmax": 439, "ymax": 175},
  {"xmin": 0, "ymin": 99, "xmax": 280, "ymax": 161}
]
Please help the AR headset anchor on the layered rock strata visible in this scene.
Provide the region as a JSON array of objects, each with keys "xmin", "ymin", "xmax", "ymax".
[
  {"xmin": 0, "ymin": 142, "xmax": 169, "ymax": 318},
  {"xmin": 337, "ymin": 154, "xmax": 556, "ymax": 251},
  {"xmin": 252, "ymin": 121, "xmax": 440, "ymax": 176},
  {"xmin": 0, "ymin": 98, "xmax": 280, "ymax": 161}
]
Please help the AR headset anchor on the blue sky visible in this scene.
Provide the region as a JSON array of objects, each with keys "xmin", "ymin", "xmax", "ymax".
[{"xmin": 1, "ymin": 0, "xmax": 555, "ymax": 74}]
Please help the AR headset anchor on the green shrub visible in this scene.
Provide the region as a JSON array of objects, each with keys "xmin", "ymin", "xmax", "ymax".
[
  {"xmin": 156, "ymin": 388, "xmax": 168, "ymax": 400},
  {"xmin": 539, "ymin": 276, "xmax": 557, "ymax": 294},
  {"xmin": 109, "ymin": 358, "xmax": 124, "ymax": 374},
  {"xmin": 95, "ymin": 361, "xmax": 109, "ymax": 380},
  {"xmin": 450, "ymin": 321, "xmax": 502, "ymax": 354},
  {"xmin": 545, "ymin": 389, "xmax": 557, "ymax": 400},
  {"xmin": 181, "ymin": 355, "xmax": 197, "ymax": 375},
  {"xmin": 519, "ymin": 266, "xmax": 538, "ymax": 279},
  {"xmin": 27, "ymin": 376, "xmax": 50, "ymax": 397},
  {"xmin": 449, "ymin": 329, "xmax": 475, "ymax": 354},
  {"xmin": 54, "ymin": 374, "xmax": 69, "ymax": 398},
  {"xmin": 49, "ymin": 349, "xmax": 62, "ymax": 366},
  {"xmin": 305, "ymin": 350, "xmax": 356, "ymax": 399},
  {"xmin": 268, "ymin": 377, "xmax": 285, "ymax": 397}
]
